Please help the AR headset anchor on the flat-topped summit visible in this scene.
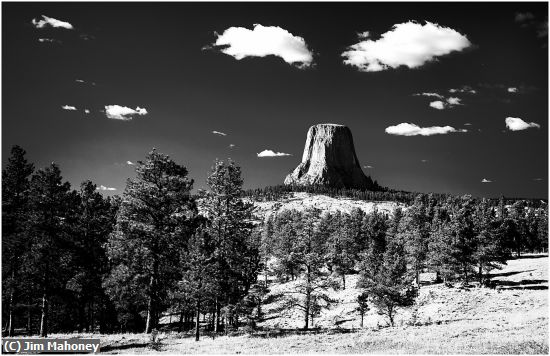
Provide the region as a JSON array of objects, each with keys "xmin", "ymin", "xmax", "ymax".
[{"xmin": 284, "ymin": 124, "xmax": 376, "ymax": 189}]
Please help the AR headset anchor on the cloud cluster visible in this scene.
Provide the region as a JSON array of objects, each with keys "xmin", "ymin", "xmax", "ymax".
[
  {"xmin": 257, "ymin": 149, "xmax": 292, "ymax": 157},
  {"xmin": 342, "ymin": 21, "xmax": 471, "ymax": 72},
  {"xmin": 505, "ymin": 117, "xmax": 540, "ymax": 131},
  {"xmin": 32, "ymin": 15, "xmax": 73, "ymax": 30},
  {"xmin": 105, "ymin": 105, "xmax": 148, "ymax": 121},
  {"xmin": 429, "ymin": 97, "xmax": 462, "ymax": 110},
  {"xmin": 385, "ymin": 123, "xmax": 466, "ymax": 136},
  {"xmin": 212, "ymin": 130, "xmax": 227, "ymax": 136},
  {"xmin": 209, "ymin": 24, "xmax": 314, "ymax": 68}
]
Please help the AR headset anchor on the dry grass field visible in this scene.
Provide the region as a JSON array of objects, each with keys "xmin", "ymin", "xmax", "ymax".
[{"xmin": 38, "ymin": 255, "xmax": 548, "ymax": 354}]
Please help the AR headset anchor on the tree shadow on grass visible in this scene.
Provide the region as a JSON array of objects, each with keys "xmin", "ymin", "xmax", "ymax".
[{"xmin": 494, "ymin": 279, "xmax": 548, "ymax": 290}]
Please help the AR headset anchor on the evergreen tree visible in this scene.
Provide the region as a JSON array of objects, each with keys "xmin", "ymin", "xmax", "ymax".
[
  {"xmin": 105, "ymin": 149, "xmax": 198, "ymax": 333},
  {"xmin": 358, "ymin": 238, "xmax": 417, "ymax": 327},
  {"xmin": 24, "ymin": 164, "xmax": 75, "ymax": 337},
  {"xmin": 198, "ymin": 159, "xmax": 259, "ymax": 332},
  {"xmin": 2, "ymin": 145, "xmax": 34, "ymax": 336}
]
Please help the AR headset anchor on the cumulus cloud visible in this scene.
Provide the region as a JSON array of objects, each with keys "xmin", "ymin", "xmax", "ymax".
[
  {"xmin": 342, "ymin": 21, "xmax": 471, "ymax": 72},
  {"xmin": 61, "ymin": 105, "xmax": 77, "ymax": 110},
  {"xmin": 208, "ymin": 24, "xmax": 314, "ymax": 68},
  {"xmin": 104, "ymin": 105, "xmax": 148, "ymax": 121},
  {"xmin": 127, "ymin": 161, "xmax": 135, "ymax": 165},
  {"xmin": 97, "ymin": 185, "xmax": 116, "ymax": 191},
  {"xmin": 446, "ymin": 97, "xmax": 462, "ymax": 105},
  {"xmin": 212, "ymin": 130, "xmax": 227, "ymax": 136},
  {"xmin": 429, "ymin": 97, "xmax": 461, "ymax": 110},
  {"xmin": 481, "ymin": 178, "xmax": 492, "ymax": 183},
  {"xmin": 507, "ymin": 87, "xmax": 518, "ymax": 93},
  {"xmin": 505, "ymin": 117, "xmax": 541, "ymax": 131},
  {"xmin": 429, "ymin": 101, "xmax": 446, "ymax": 110},
  {"xmin": 385, "ymin": 123, "xmax": 466, "ymax": 136},
  {"xmin": 257, "ymin": 149, "xmax": 292, "ymax": 157},
  {"xmin": 84, "ymin": 109, "xmax": 90, "ymax": 114},
  {"xmin": 32, "ymin": 15, "xmax": 73, "ymax": 30}
]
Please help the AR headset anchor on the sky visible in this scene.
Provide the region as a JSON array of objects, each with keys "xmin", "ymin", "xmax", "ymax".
[{"xmin": 2, "ymin": 2, "xmax": 548, "ymax": 199}]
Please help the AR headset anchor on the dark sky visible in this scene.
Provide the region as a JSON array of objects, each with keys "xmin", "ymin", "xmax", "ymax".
[{"xmin": 2, "ymin": 2, "xmax": 548, "ymax": 199}]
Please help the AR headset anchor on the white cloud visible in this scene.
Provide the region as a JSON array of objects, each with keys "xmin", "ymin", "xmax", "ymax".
[
  {"xmin": 446, "ymin": 97, "xmax": 462, "ymax": 106},
  {"xmin": 464, "ymin": 123, "xmax": 472, "ymax": 126},
  {"xmin": 421, "ymin": 159, "xmax": 428, "ymax": 163},
  {"xmin": 429, "ymin": 97, "xmax": 461, "ymax": 110},
  {"xmin": 481, "ymin": 178, "xmax": 492, "ymax": 183},
  {"xmin": 363, "ymin": 165, "xmax": 374, "ymax": 169},
  {"xmin": 508, "ymin": 87, "xmax": 518, "ymax": 93},
  {"xmin": 84, "ymin": 109, "xmax": 90, "ymax": 114},
  {"xmin": 32, "ymin": 15, "xmax": 73, "ymax": 30},
  {"xmin": 229, "ymin": 144, "xmax": 236, "ymax": 148},
  {"xmin": 127, "ymin": 161, "xmax": 135, "ymax": 165},
  {"xmin": 61, "ymin": 105, "xmax": 77, "ymax": 110},
  {"xmin": 38, "ymin": 38, "xmax": 61, "ymax": 44},
  {"xmin": 104, "ymin": 105, "xmax": 148, "ymax": 121},
  {"xmin": 533, "ymin": 178, "xmax": 543, "ymax": 181},
  {"xmin": 76, "ymin": 79, "xmax": 85, "ymax": 83},
  {"xmin": 505, "ymin": 117, "xmax": 541, "ymax": 131},
  {"xmin": 212, "ymin": 130, "xmax": 227, "ymax": 136},
  {"xmin": 342, "ymin": 21, "xmax": 471, "ymax": 72},
  {"xmin": 429, "ymin": 101, "xmax": 446, "ymax": 110},
  {"xmin": 257, "ymin": 149, "xmax": 292, "ymax": 157},
  {"xmin": 209, "ymin": 24, "xmax": 314, "ymax": 68},
  {"xmin": 414, "ymin": 92, "xmax": 443, "ymax": 99},
  {"xmin": 97, "ymin": 185, "xmax": 116, "ymax": 191},
  {"xmin": 449, "ymin": 86, "xmax": 476, "ymax": 94},
  {"xmin": 385, "ymin": 122, "xmax": 466, "ymax": 136}
]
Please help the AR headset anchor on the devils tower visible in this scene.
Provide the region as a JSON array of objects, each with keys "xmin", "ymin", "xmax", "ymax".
[{"xmin": 284, "ymin": 124, "xmax": 376, "ymax": 189}]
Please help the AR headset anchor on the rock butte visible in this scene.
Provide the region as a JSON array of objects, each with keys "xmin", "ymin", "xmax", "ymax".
[{"xmin": 284, "ymin": 123, "xmax": 376, "ymax": 189}]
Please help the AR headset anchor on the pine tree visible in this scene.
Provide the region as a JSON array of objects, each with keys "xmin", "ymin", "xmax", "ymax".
[
  {"xmin": 358, "ymin": 238, "xmax": 417, "ymax": 327},
  {"xmin": 105, "ymin": 149, "xmax": 198, "ymax": 333},
  {"xmin": 2, "ymin": 145, "xmax": 34, "ymax": 336},
  {"xmin": 199, "ymin": 159, "xmax": 259, "ymax": 332},
  {"xmin": 24, "ymin": 163, "xmax": 75, "ymax": 337},
  {"xmin": 68, "ymin": 181, "xmax": 116, "ymax": 333}
]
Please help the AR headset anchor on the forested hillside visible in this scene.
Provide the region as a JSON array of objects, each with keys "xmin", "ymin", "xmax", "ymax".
[{"xmin": 2, "ymin": 145, "xmax": 548, "ymax": 340}]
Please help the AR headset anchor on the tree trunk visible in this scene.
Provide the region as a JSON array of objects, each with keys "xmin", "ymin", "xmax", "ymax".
[
  {"xmin": 7, "ymin": 284, "xmax": 15, "ymax": 337},
  {"xmin": 342, "ymin": 274, "xmax": 346, "ymax": 290},
  {"xmin": 144, "ymin": 275, "xmax": 156, "ymax": 334},
  {"xmin": 39, "ymin": 291, "xmax": 48, "ymax": 337},
  {"xmin": 178, "ymin": 309, "xmax": 185, "ymax": 332},
  {"xmin": 304, "ymin": 266, "xmax": 311, "ymax": 330},
  {"xmin": 215, "ymin": 299, "xmax": 220, "ymax": 332},
  {"xmin": 27, "ymin": 294, "xmax": 32, "ymax": 335},
  {"xmin": 360, "ymin": 313, "xmax": 364, "ymax": 328},
  {"xmin": 195, "ymin": 299, "xmax": 201, "ymax": 341},
  {"xmin": 478, "ymin": 265, "xmax": 483, "ymax": 284},
  {"xmin": 415, "ymin": 269, "xmax": 420, "ymax": 289}
]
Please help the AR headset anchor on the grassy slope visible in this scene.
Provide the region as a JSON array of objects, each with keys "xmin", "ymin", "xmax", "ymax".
[{"xmin": 43, "ymin": 255, "xmax": 547, "ymax": 354}]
